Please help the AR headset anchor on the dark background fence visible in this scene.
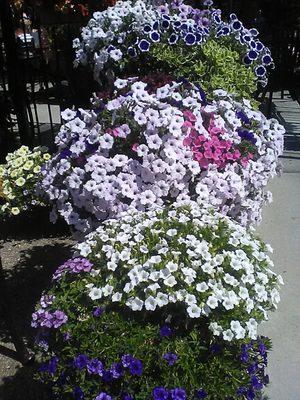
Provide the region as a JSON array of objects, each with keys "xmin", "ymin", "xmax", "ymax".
[{"xmin": 0, "ymin": 0, "xmax": 299, "ymax": 161}]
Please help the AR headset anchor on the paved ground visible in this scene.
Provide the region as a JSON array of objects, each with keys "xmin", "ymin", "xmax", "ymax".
[{"xmin": 258, "ymin": 153, "xmax": 300, "ymax": 400}]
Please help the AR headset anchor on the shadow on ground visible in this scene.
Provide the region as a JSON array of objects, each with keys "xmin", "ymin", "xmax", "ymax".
[
  {"xmin": 0, "ymin": 364, "xmax": 50, "ymax": 400},
  {"xmin": 0, "ymin": 240, "xmax": 73, "ymax": 345},
  {"xmin": 0, "ymin": 208, "xmax": 74, "ymax": 399}
]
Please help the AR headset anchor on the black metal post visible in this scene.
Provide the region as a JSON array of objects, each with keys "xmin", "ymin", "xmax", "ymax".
[
  {"xmin": 0, "ymin": 252, "xmax": 32, "ymax": 364},
  {"xmin": 0, "ymin": 0, "xmax": 33, "ymax": 153}
]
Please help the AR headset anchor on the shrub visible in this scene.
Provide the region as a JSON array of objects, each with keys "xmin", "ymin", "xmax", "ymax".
[
  {"xmin": 0, "ymin": 146, "xmax": 51, "ymax": 216},
  {"xmin": 40, "ymin": 79, "xmax": 284, "ymax": 233},
  {"xmin": 32, "ymin": 202, "xmax": 282, "ymax": 399}
]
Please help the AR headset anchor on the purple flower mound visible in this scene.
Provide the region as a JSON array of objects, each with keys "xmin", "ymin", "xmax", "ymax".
[
  {"xmin": 163, "ymin": 353, "xmax": 178, "ymax": 366},
  {"xmin": 52, "ymin": 258, "xmax": 93, "ymax": 281}
]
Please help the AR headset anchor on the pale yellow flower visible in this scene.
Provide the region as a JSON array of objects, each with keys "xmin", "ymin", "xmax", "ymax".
[
  {"xmin": 43, "ymin": 153, "xmax": 51, "ymax": 161},
  {"xmin": 23, "ymin": 160, "xmax": 34, "ymax": 170},
  {"xmin": 33, "ymin": 165, "xmax": 41, "ymax": 173},
  {"xmin": 15, "ymin": 177, "xmax": 26, "ymax": 187},
  {"xmin": 11, "ymin": 207, "xmax": 20, "ymax": 215}
]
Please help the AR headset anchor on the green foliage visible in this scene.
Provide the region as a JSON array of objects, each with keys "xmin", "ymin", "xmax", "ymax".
[{"xmin": 149, "ymin": 40, "xmax": 256, "ymax": 99}]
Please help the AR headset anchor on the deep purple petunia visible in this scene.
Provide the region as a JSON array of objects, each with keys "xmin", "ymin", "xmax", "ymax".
[
  {"xmin": 63, "ymin": 332, "xmax": 71, "ymax": 341},
  {"xmin": 138, "ymin": 39, "xmax": 150, "ymax": 52},
  {"xmin": 196, "ymin": 389, "xmax": 208, "ymax": 399},
  {"xmin": 93, "ymin": 307, "xmax": 103, "ymax": 317},
  {"xmin": 87, "ymin": 358, "xmax": 104, "ymax": 375},
  {"xmin": 209, "ymin": 343, "xmax": 222, "ymax": 355},
  {"xmin": 122, "ymin": 394, "xmax": 133, "ymax": 400},
  {"xmin": 110, "ymin": 362, "xmax": 123, "ymax": 379},
  {"xmin": 153, "ymin": 387, "xmax": 169, "ymax": 400},
  {"xmin": 129, "ymin": 359, "xmax": 143, "ymax": 376},
  {"xmin": 95, "ymin": 392, "xmax": 112, "ymax": 400},
  {"xmin": 73, "ymin": 386, "xmax": 85, "ymax": 400},
  {"xmin": 74, "ymin": 354, "xmax": 89, "ymax": 370},
  {"xmin": 159, "ymin": 325, "xmax": 172, "ymax": 338},
  {"xmin": 102, "ymin": 370, "xmax": 113, "ymax": 382},
  {"xmin": 170, "ymin": 388, "xmax": 186, "ymax": 400},
  {"xmin": 39, "ymin": 356, "xmax": 59, "ymax": 374},
  {"xmin": 121, "ymin": 354, "xmax": 134, "ymax": 368},
  {"xmin": 163, "ymin": 353, "xmax": 178, "ymax": 366},
  {"xmin": 251, "ymin": 375, "xmax": 263, "ymax": 391},
  {"xmin": 255, "ymin": 65, "xmax": 266, "ymax": 77},
  {"xmin": 184, "ymin": 33, "xmax": 196, "ymax": 46}
]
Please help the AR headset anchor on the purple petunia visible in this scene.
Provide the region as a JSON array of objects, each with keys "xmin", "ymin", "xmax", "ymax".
[
  {"xmin": 52, "ymin": 258, "xmax": 93, "ymax": 281},
  {"xmin": 95, "ymin": 392, "xmax": 112, "ymax": 400},
  {"xmin": 138, "ymin": 39, "xmax": 150, "ymax": 52},
  {"xmin": 122, "ymin": 394, "xmax": 133, "ymax": 400},
  {"xmin": 159, "ymin": 325, "xmax": 172, "ymax": 338},
  {"xmin": 31, "ymin": 309, "xmax": 68, "ymax": 330},
  {"xmin": 87, "ymin": 358, "xmax": 104, "ymax": 375},
  {"xmin": 73, "ymin": 386, "xmax": 85, "ymax": 400},
  {"xmin": 39, "ymin": 356, "xmax": 59, "ymax": 374},
  {"xmin": 129, "ymin": 359, "xmax": 143, "ymax": 376},
  {"xmin": 153, "ymin": 387, "xmax": 169, "ymax": 400},
  {"xmin": 121, "ymin": 354, "xmax": 134, "ymax": 368},
  {"xmin": 53, "ymin": 310, "xmax": 68, "ymax": 328},
  {"xmin": 163, "ymin": 353, "xmax": 178, "ymax": 366},
  {"xmin": 197, "ymin": 389, "xmax": 208, "ymax": 399},
  {"xmin": 170, "ymin": 388, "xmax": 186, "ymax": 400},
  {"xmin": 74, "ymin": 354, "xmax": 89, "ymax": 370},
  {"xmin": 110, "ymin": 362, "xmax": 123, "ymax": 378},
  {"xmin": 93, "ymin": 307, "xmax": 103, "ymax": 317},
  {"xmin": 102, "ymin": 370, "xmax": 114, "ymax": 382}
]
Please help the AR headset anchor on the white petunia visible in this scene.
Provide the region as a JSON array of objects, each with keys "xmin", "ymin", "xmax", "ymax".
[
  {"xmin": 164, "ymin": 276, "xmax": 177, "ymax": 287},
  {"xmin": 145, "ymin": 296, "xmax": 157, "ymax": 311},
  {"xmin": 89, "ymin": 287, "xmax": 102, "ymax": 300},
  {"xmin": 187, "ymin": 304, "xmax": 202, "ymax": 318}
]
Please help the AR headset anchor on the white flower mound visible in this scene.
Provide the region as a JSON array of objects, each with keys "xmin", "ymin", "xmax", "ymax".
[
  {"xmin": 40, "ymin": 79, "xmax": 284, "ymax": 234},
  {"xmin": 73, "ymin": 0, "xmax": 159, "ymax": 80},
  {"xmin": 76, "ymin": 202, "xmax": 283, "ymax": 342}
]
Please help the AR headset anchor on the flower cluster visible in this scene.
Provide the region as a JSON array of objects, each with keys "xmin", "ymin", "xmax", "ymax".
[
  {"xmin": 31, "ymin": 308, "xmax": 68, "ymax": 329},
  {"xmin": 52, "ymin": 257, "xmax": 93, "ymax": 281},
  {"xmin": 73, "ymin": 0, "xmax": 273, "ymax": 90},
  {"xmin": 40, "ymin": 79, "xmax": 284, "ymax": 233},
  {"xmin": 0, "ymin": 145, "xmax": 51, "ymax": 216},
  {"xmin": 75, "ymin": 202, "xmax": 283, "ymax": 340}
]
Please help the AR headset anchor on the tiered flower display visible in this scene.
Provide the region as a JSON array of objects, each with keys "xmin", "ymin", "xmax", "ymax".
[
  {"xmin": 32, "ymin": 1, "xmax": 284, "ymax": 399},
  {"xmin": 40, "ymin": 78, "xmax": 283, "ymax": 234},
  {"xmin": 32, "ymin": 203, "xmax": 283, "ymax": 399},
  {"xmin": 73, "ymin": 0, "xmax": 274, "ymax": 97},
  {"xmin": 0, "ymin": 146, "xmax": 51, "ymax": 216}
]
